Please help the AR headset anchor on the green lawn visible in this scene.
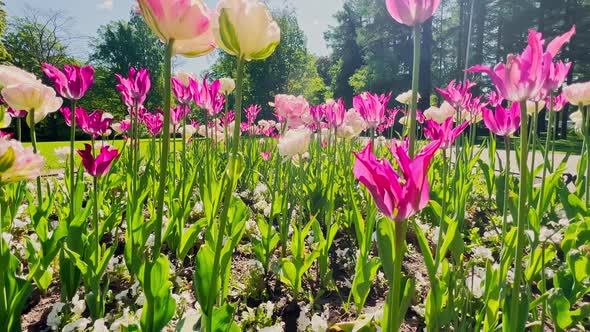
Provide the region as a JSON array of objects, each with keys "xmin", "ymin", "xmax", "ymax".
[{"xmin": 25, "ymin": 139, "xmax": 186, "ymax": 171}]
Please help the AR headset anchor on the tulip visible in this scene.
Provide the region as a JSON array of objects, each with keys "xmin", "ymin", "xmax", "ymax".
[
  {"xmin": 260, "ymin": 151, "xmax": 271, "ymax": 161},
  {"xmin": 563, "ymin": 82, "xmax": 590, "ymax": 106},
  {"xmin": 143, "ymin": 112, "xmax": 164, "ymax": 136},
  {"xmin": 0, "ymin": 65, "xmax": 39, "ymax": 88},
  {"xmin": 543, "ymin": 61, "xmax": 571, "ymax": 92},
  {"xmin": 353, "ymin": 139, "xmax": 440, "ymax": 221},
  {"xmin": 212, "ymin": 0, "xmax": 281, "ymax": 61},
  {"xmin": 0, "ymin": 137, "xmax": 45, "ymax": 184},
  {"xmin": 395, "ymin": 90, "xmax": 421, "ymax": 105},
  {"xmin": 77, "ymin": 143, "xmax": 119, "ymax": 177},
  {"xmin": 6, "ymin": 107, "xmax": 27, "ymax": 118},
  {"xmin": 273, "ymin": 94, "xmax": 312, "ymax": 128},
  {"xmin": 526, "ymin": 100, "xmax": 546, "ymax": 116},
  {"xmin": 171, "ymin": 76, "xmax": 194, "ymax": 105},
  {"xmin": 424, "ymin": 118, "xmax": 469, "ymax": 150},
  {"xmin": 385, "ymin": 0, "xmax": 441, "ymax": 27},
  {"xmin": 277, "ymin": 127, "xmax": 312, "ymax": 158},
  {"xmin": 548, "ymin": 93, "xmax": 567, "ymax": 112},
  {"xmin": 337, "ymin": 109, "xmax": 367, "ymax": 139},
  {"xmin": 194, "ymin": 77, "xmax": 225, "ymax": 116},
  {"xmin": 486, "ymin": 91, "xmax": 504, "ymax": 108},
  {"xmin": 1, "ymin": 82, "xmax": 63, "ymax": 126},
  {"xmin": 436, "ymin": 79, "xmax": 476, "ymax": 109},
  {"xmin": 42, "ymin": 64, "xmax": 94, "ymax": 100},
  {"xmin": 137, "ymin": 0, "xmax": 216, "ymax": 57},
  {"xmin": 115, "ymin": 67, "xmax": 151, "ymax": 108},
  {"xmin": 324, "ymin": 99, "xmax": 346, "ymax": 129},
  {"xmin": 423, "ymin": 103, "xmax": 454, "ymax": 124},
  {"xmin": 111, "ymin": 119, "xmax": 132, "ymax": 135},
  {"xmin": 244, "ymin": 104, "xmax": 261, "ymax": 125},
  {"xmin": 570, "ymin": 111, "xmax": 584, "ymax": 132},
  {"xmin": 482, "ymin": 103, "xmax": 521, "ymax": 137},
  {"xmin": 353, "ymin": 92, "xmax": 392, "ymax": 129},
  {"xmin": 219, "ymin": 77, "xmax": 235, "ymax": 95},
  {"xmin": 309, "ymin": 105, "xmax": 325, "ymax": 124}
]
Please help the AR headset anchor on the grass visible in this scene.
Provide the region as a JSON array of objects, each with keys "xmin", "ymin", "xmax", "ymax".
[{"xmin": 25, "ymin": 138, "xmax": 186, "ymax": 171}]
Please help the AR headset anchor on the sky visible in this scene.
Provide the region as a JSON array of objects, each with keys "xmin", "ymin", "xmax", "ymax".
[{"xmin": 5, "ymin": 0, "xmax": 343, "ymax": 73}]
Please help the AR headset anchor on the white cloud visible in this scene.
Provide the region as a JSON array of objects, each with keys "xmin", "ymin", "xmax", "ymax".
[{"xmin": 97, "ymin": 0, "xmax": 114, "ymax": 11}]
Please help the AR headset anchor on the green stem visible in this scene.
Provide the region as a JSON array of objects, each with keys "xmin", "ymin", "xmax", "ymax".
[
  {"xmin": 29, "ymin": 111, "xmax": 42, "ymax": 206},
  {"xmin": 502, "ymin": 136, "xmax": 511, "ymax": 238},
  {"xmin": 16, "ymin": 118, "xmax": 21, "ymax": 142},
  {"xmin": 509, "ymin": 100, "xmax": 530, "ymax": 331},
  {"xmin": 153, "ymin": 40, "xmax": 174, "ymax": 260},
  {"xmin": 205, "ymin": 56, "xmax": 245, "ymax": 332},
  {"xmin": 92, "ymin": 176, "xmax": 100, "ymax": 264},
  {"xmin": 70, "ymin": 100, "xmax": 77, "ymax": 224},
  {"xmin": 435, "ymin": 151, "xmax": 448, "ymax": 264},
  {"xmin": 408, "ymin": 24, "xmax": 422, "ymax": 158},
  {"xmin": 539, "ymin": 96, "xmax": 554, "ymax": 213},
  {"xmin": 530, "ymin": 104, "xmax": 539, "ymax": 204},
  {"xmin": 389, "ymin": 220, "xmax": 407, "ymax": 331}
]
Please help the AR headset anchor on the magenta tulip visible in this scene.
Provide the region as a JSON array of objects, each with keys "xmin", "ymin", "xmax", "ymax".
[
  {"xmin": 42, "ymin": 64, "xmax": 94, "ymax": 101},
  {"xmin": 115, "ymin": 68, "xmax": 151, "ymax": 108},
  {"xmin": 353, "ymin": 139, "xmax": 440, "ymax": 222},
  {"xmin": 353, "ymin": 92, "xmax": 392, "ymax": 129},
  {"xmin": 436, "ymin": 79, "xmax": 476, "ymax": 109},
  {"xmin": 193, "ymin": 77, "xmax": 225, "ymax": 116},
  {"xmin": 77, "ymin": 144, "xmax": 119, "ymax": 177},
  {"xmin": 143, "ymin": 112, "xmax": 164, "ymax": 136},
  {"xmin": 324, "ymin": 99, "xmax": 346, "ymax": 129},
  {"xmin": 482, "ymin": 103, "xmax": 521, "ymax": 137},
  {"xmin": 75, "ymin": 108, "xmax": 114, "ymax": 138},
  {"xmin": 424, "ymin": 118, "xmax": 469, "ymax": 150},
  {"xmin": 385, "ymin": 0, "xmax": 441, "ymax": 27},
  {"xmin": 171, "ymin": 76, "xmax": 194, "ymax": 105}
]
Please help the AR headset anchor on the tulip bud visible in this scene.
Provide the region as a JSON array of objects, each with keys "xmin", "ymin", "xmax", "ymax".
[
  {"xmin": 219, "ymin": 77, "xmax": 236, "ymax": 94},
  {"xmin": 212, "ymin": 0, "xmax": 281, "ymax": 61}
]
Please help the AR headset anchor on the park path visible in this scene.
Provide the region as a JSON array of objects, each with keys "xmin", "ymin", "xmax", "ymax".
[{"xmin": 481, "ymin": 149, "xmax": 581, "ymax": 176}]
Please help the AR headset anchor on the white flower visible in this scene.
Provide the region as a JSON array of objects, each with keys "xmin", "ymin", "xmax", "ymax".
[
  {"xmin": 337, "ymin": 108, "xmax": 366, "ymax": 139},
  {"xmin": 395, "ymin": 89, "xmax": 420, "ymax": 105},
  {"xmin": 570, "ymin": 110, "xmax": 583, "ymax": 132},
  {"xmin": 62, "ymin": 318, "xmax": 91, "ymax": 332},
  {"xmin": 310, "ymin": 314, "xmax": 328, "ymax": 332},
  {"xmin": 93, "ymin": 319, "xmax": 108, "ymax": 332},
  {"xmin": 471, "ymin": 245, "xmax": 493, "ymax": 262},
  {"xmin": 526, "ymin": 100, "xmax": 546, "ymax": 116},
  {"xmin": 424, "ymin": 102, "xmax": 455, "ymax": 124},
  {"xmin": 277, "ymin": 127, "xmax": 311, "ymax": 158},
  {"xmin": 71, "ymin": 294, "xmax": 86, "ymax": 315},
  {"xmin": 219, "ymin": 77, "xmax": 236, "ymax": 94}
]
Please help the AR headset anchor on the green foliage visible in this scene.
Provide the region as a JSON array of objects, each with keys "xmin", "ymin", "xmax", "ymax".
[{"xmin": 0, "ymin": 1, "xmax": 11, "ymax": 64}]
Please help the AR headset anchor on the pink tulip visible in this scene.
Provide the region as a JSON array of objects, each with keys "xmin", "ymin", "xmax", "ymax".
[
  {"xmin": 143, "ymin": 112, "xmax": 164, "ymax": 136},
  {"xmin": 385, "ymin": 0, "xmax": 441, "ymax": 26},
  {"xmin": 170, "ymin": 105, "xmax": 189, "ymax": 127},
  {"xmin": 353, "ymin": 92, "xmax": 391, "ymax": 129},
  {"xmin": 353, "ymin": 139, "xmax": 440, "ymax": 221},
  {"xmin": 486, "ymin": 91, "xmax": 504, "ymax": 108},
  {"xmin": 563, "ymin": 82, "xmax": 590, "ymax": 106},
  {"xmin": 424, "ymin": 118, "xmax": 469, "ymax": 150},
  {"xmin": 482, "ymin": 103, "xmax": 521, "ymax": 137},
  {"xmin": 111, "ymin": 119, "xmax": 132, "ymax": 135},
  {"xmin": 468, "ymin": 27, "xmax": 574, "ymax": 102},
  {"xmin": 171, "ymin": 76, "xmax": 194, "ymax": 105},
  {"xmin": 137, "ymin": 0, "xmax": 216, "ymax": 57},
  {"xmin": 42, "ymin": 64, "xmax": 94, "ymax": 100},
  {"xmin": 115, "ymin": 68, "xmax": 151, "ymax": 108},
  {"xmin": 77, "ymin": 144, "xmax": 119, "ymax": 177},
  {"xmin": 221, "ymin": 111, "xmax": 235, "ymax": 127},
  {"xmin": 244, "ymin": 104, "xmax": 261, "ymax": 125},
  {"xmin": 324, "ymin": 99, "xmax": 346, "ymax": 129},
  {"xmin": 193, "ymin": 77, "xmax": 225, "ymax": 116},
  {"xmin": 436, "ymin": 79, "xmax": 476, "ymax": 109},
  {"xmin": 310, "ymin": 105, "xmax": 324, "ymax": 123},
  {"xmin": 260, "ymin": 152, "xmax": 271, "ymax": 161},
  {"xmin": 75, "ymin": 108, "xmax": 114, "ymax": 138},
  {"xmin": 0, "ymin": 136, "xmax": 45, "ymax": 184},
  {"xmin": 544, "ymin": 61, "xmax": 571, "ymax": 92},
  {"xmin": 548, "ymin": 93, "xmax": 567, "ymax": 112},
  {"xmin": 273, "ymin": 94, "xmax": 312, "ymax": 128},
  {"xmin": 6, "ymin": 106, "xmax": 27, "ymax": 118}
]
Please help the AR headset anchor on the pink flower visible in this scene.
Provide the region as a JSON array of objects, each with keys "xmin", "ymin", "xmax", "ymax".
[
  {"xmin": 324, "ymin": 98, "xmax": 346, "ymax": 129},
  {"xmin": 171, "ymin": 76, "xmax": 194, "ymax": 105},
  {"xmin": 385, "ymin": 0, "xmax": 441, "ymax": 26},
  {"xmin": 548, "ymin": 93, "xmax": 567, "ymax": 112},
  {"xmin": 424, "ymin": 118, "xmax": 469, "ymax": 150},
  {"xmin": 143, "ymin": 112, "xmax": 164, "ymax": 136},
  {"xmin": 482, "ymin": 103, "xmax": 521, "ymax": 137},
  {"xmin": 75, "ymin": 108, "xmax": 114, "ymax": 138},
  {"xmin": 193, "ymin": 77, "xmax": 225, "ymax": 116},
  {"xmin": 137, "ymin": 0, "xmax": 216, "ymax": 57},
  {"xmin": 353, "ymin": 139, "xmax": 440, "ymax": 221},
  {"xmin": 170, "ymin": 105, "xmax": 189, "ymax": 127},
  {"xmin": 0, "ymin": 137, "xmax": 45, "ymax": 184},
  {"xmin": 486, "ymin": 91, "xmax": 504, "ymax": 108},
  {"xmin": 544, "ymin": 61, "xmax": 571, "ymax": 92},
  {"xmin": 77, "ymin": 143, "xmax": 119, "ymax": 177},
  {"xmin": 244, "ymin": 104, "xmax": 261, "ymax": 125},
  {"xmin": 273, "ymin": 94, "xmax": 311, "ymax": 128},
  {"xmin": 260, "ymin": 152, "xmax": 271, "ymax": 161},
  {"xmin": 436, "ymin": 79, "xmax": 476, "ymax": 109},
  {"xmin": 468, "ymin": 27, "xmax": 574, "ymax": 102},
  {"xmin": 309, "ymin": 105, "xmax": 324, "ymax": 123},
  {"xmin": 353, "ymin": 92, "xmax": 391, "ymax": 129},
  {"xmin": 7, "ymin": 107, "xmax": 27, "ymax": 118},
  {"xmin": 111, "ymin": 119, "xmax": 131, "ymax": 135},
  {"xmin": 115, "ymin": 68, "xmax": 151, "ymax": 107},
  {"xmin": 42, "ymin": 63, "xmax": 94, "ymax": 100},
  {"xmin": 563, "ymin": 82, "xmax": 590, "ymax": 106}
]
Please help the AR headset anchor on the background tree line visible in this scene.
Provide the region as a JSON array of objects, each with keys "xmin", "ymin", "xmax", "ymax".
[{"xmin": 1, "ymin": 0, "xmax": 590, "ymax": 140}]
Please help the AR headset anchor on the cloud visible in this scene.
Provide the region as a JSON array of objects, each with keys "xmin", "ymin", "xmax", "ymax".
[{"xmin": 97, "ymin": 0, "xmax": 114, "ymax": 11}]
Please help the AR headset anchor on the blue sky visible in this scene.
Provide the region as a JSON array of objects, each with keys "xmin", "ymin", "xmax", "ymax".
[{"xmin": 5, "ymin": 0, "xmax": 343, "ymax": 73}]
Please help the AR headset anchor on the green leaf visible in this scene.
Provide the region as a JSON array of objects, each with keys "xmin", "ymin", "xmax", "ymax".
[{"xmin": 194, "ymin": 244, "xmax": 216, "ymax": 315}]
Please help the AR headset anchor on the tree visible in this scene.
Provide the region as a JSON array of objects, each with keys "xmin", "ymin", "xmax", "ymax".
[
  {"xmin": 210, "ymin": 10, "xmax": 326, "ymax": 117},
  {"xmin": 0, "ymin": 1, "xmax": 10, "ymax": 64},
  {"xmin": 89, "ymin": 11, "xmax": 166, "ymax": 114},
  {"xmin": 2, "ymin": 7, "xmax": 74, "ymax": 76}
]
